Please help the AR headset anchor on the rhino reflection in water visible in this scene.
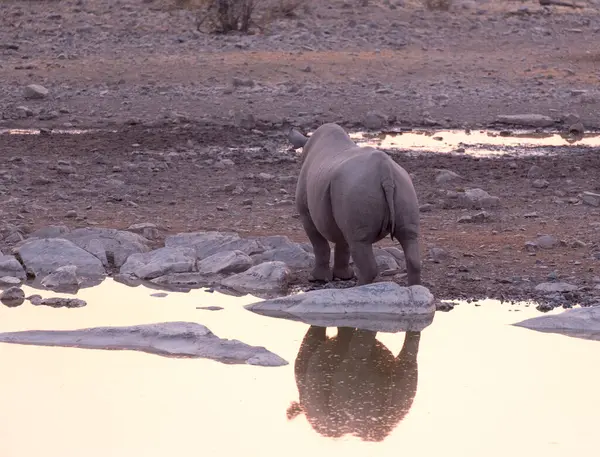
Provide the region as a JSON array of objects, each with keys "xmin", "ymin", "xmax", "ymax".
[{"xmin": 287, "ymin": 326, "xmax": 421, "ymax": 442}]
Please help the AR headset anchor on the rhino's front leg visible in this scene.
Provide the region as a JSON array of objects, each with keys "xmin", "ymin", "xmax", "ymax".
[
  {"xmin": 333, "ymin": 240, "xmax": 355, "ymax": 280},
  {"xmin": 299, "ymin": 212, "xmax": 332, "ymax": 282}
]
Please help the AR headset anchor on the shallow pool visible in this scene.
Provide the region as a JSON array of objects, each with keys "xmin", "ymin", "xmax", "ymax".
[{"xmin": 0, "ymin": 280, "xmax": 597, "ymax": 457}]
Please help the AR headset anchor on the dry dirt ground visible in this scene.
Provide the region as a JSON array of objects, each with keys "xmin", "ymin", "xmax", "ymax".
[{"xmin": 1, "ymin": 0, "xmax": 600, "ymax": 307}]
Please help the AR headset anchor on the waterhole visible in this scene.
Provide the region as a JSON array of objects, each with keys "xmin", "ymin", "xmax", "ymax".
[{"xmin": 0, "ymin": 279, "xmax": 597, "ymax": 456}]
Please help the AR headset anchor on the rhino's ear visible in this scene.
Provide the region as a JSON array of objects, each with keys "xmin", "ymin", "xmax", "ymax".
[{"xmin": 288, "ymin": 128, "xmax": 309, "ymax": 149}]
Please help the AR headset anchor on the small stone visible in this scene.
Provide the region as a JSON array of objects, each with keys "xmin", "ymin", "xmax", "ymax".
[
  {"xmin": 435, "ymin": 169, "xmax": 463, "ymax": 185},
  {"xmin": 457, "ymin": 215, "xmax": 473, "ymax": 223},
  {"xmin": 65, "ymin": 210, "xmax": 78, "ymax": 218},
  {"xmin": 364, "ymin": 111, "xmax": 388, "ymax": 130},
  {"xmin": 234, "ymin": 111, "xmax": 256, "ymax": 130},
  {"xmin": 532, "ymin": 179, "xmax": 549, "ymax": 189},
  {"xmin": 257, "ymin": 173, "xmax": 275, "ymax": 182},
  {"xmin": 1, "ymin": 286, "xmax": 25, "ymax": 306},
  {"xmin": 27, "ymin": 294, "xmax": 43, "ymax": 305},
  {"xmin": 419, "ymin": 203, "xmax": 433, "ymax": 212},
  {"xmin": 242, "ymin": 199, "xmax": 253, "ymax": 206},
  {"xmin": 24, "ymin": 84, "xmax": 49, "ymax": 100},
  {"xmin": 569, "ymin": 122, "xmax": 584, "ymax": 134},
  {"xmin": 232, "ymin": 77, "xmax": 255, "ymax": 88},
  {"xmin": 436, "ymin": 301, "xmax": 455, "ymax": 312},
  {"xmin": 582, "ymin": 191, "xmax": 600, "ymax": 207},
  {"xmin": 429, "ymin": 247, "xmax": 449, "ymax": 263},
  {"xmin": 563, "ymin": 113, "xmax": 580, "ymax": 125},
  {"xmin": 127, "ymin": 222, "xmax": 160, "ymax": 240},
  {"xmin": 533, "ymin": 235, "xmax": 560, "ymax": 249},
  {"xmin": 35, "ymin": 297, "xmax": 87, "ymax": 308},
  {"xmin": 524, "ymin": 212, "xmax": 539, "ymax": 218},
  {"xmin": 536, "ymin": 302, "xmax": 554, "ymax": 313},
  {"xmin": 527, "ymin": 165, "xmax": 544, "ymax": 179}
]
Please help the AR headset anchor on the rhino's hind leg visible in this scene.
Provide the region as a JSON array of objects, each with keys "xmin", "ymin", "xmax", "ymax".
[
  {"xmin": 399, "ymin": 237, "xmax": 421, "ymax": 286},
  {"xmin": 333, "ymin": 240, "xmax": 355, "ymax": 280},
  {"xmin": 299, "ymin": 213, "xmax": 332, "ymax": 282},
  {"xmin": 350, "ymin": 242, "xmax": 378, "ymax": 286}
]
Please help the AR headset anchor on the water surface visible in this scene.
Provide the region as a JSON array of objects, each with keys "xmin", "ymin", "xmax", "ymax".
[
  {"xmin": 0, "ymin": 280, "xmax": 598, "ymax": 456},
  {"xmin": 352, "ymin": 129, "xmax": 600, "ymax": 157}
]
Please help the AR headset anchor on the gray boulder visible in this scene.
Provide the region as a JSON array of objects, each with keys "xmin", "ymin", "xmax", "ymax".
[
  {"xmin": 41, "ymin": 265, "xmax": 81, "ymax": 293},
  {"xmin": 513, "ymin": 306, "xmax": 600, "ymax": 341},
  {"xmin": 0, "ymin": 322, "xmax": 288, "ymax": 366},
  {"xmin": 165, "ymin": 231, "xmax": 265, "ymax": 259},
  {"xmin": 16, "ymin": 238, "xmax": 106, "ymax": 279},
  {"xmin": 251, "ymin": 237, "xmax": 314, "ymax": 270},
  {"xmin": 197, "ymin": 250, "xmax": 253, "ymax": 275},
  {"xmin": 120, "ymin": 247, "xmax": 197, "ymax": 280},
  {"xmin": 0, "ymin": 254, "xmax": 26, "ymax": 280},
  {"xmin": 458, "ymin": 188, "xmax": 500, "ymax": 209},
  {"xmin": 220, "ymin": 261, "xmax": 291, "ymax": 296},
  {"xmin": 245, "ymin": 282, "xmax": 435, "ymax": 333},
  {"xmin": 61, "ymin": 228, "xmax": 151, "ymax": 268}
]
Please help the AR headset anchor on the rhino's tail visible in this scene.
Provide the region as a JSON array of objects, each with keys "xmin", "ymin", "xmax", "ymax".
[{"xmin": 381, "ymin": 161, "xmax": 396, "ymax": 241}]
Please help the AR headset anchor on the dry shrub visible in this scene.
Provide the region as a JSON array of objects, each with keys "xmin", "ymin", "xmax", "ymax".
[
  {"xmin": 171, "ymin": 0, "xmax": 306, "ymax": 34},
  {"xmin": 273, "ymin": 0, "xmax": 304, "ymax": 17},
  {"xmin": 193, "ymin": 0, "xmax": 260, "ymax": 33},
  {"xmin": 422, "ymin": 0, "xmax": 452, "ymax": 11}
]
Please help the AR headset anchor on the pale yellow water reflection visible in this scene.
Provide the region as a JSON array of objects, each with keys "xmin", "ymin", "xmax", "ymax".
[
  {"xmin": 351, "ymin": 130, "xmax": 600, "ymax": 156},
  {"xmin": 0, "ymin": 280, "xmax": 598, "ymax": 457}
]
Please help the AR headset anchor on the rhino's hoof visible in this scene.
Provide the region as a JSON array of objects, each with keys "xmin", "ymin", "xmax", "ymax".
[
  {"xmin": 333, "ymin": 267, "xmax": 355, "ymax": 281},
  {"xmin": 309, "ymin": 267, "xmax": 332, "ymax": 283}
]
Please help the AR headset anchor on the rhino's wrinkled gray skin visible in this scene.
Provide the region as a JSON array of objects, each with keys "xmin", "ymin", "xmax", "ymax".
[
  {"xmin": 289, "ymin": 123, "xmax": 421, "ymax": 286},
  {"xmin": 286, "ymin": 326, "xmax": 421, "ymax": 441}
]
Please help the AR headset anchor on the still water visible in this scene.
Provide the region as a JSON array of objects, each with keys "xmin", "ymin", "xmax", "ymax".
[
  {"xmin": 0, "ymin": 280, "xmax": 598, "ymax": 457},
  {"xmin": 352, "ymin": 129, "xmax": 600, "ymax": 156}
]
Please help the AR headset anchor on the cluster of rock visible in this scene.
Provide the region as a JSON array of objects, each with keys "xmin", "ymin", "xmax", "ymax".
[{"xmin": 0, "ymin": 225, "xmax": 414, "ymax": 301}]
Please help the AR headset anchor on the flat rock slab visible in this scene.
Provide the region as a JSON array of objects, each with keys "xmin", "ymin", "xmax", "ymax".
[
  {"xmin": 245, "ymin": 282, "xmax": 435, "ymax": 332},
  {"xmin": 15, "ymin": 238, "xmax": 106, "ymax": 279},
  {"xmin": 496, "ymin": 114, "xmax": 555, "ymax": 127},
  {"xmin": 513, "ymin": 306, "xmax": 600, "ymax": 341},
  {"xmin": 0, "ymin": 322, "xmax": 288, "ymax": 366}
]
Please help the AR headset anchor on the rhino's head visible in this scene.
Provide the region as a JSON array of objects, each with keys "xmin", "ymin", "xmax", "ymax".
[{"xmin": 287, "ymin": 127, "xmax": 309, "ymax": 149}]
